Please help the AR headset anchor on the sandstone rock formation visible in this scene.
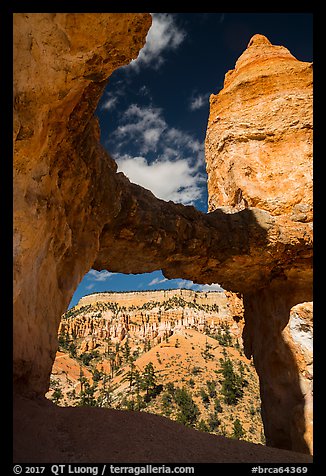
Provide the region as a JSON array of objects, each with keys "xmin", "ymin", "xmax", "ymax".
[
  {"xmin": 283, "ymin": 302, "xmax": 313, "ymax": 454},
  {"xmin": 14, "ymin": 14, "xmax": 312, "ymax": 460},
  {"xmin": 14, "ymin": 12, "xmax": 152, "ymax": 397},
  {"xmin": 205, "ymin": 34, "xmax": 313, "ymax": 454},
  {"xmin": 59, "ymin": 289, "xmax": 240, "ymax": 349},
  {"xmin": 206, "ymin": 34, "xmax": 312, "ymax": 218},
  {"xmin": 77, "ymin": 288, "xmax": 228, "ymax": 308}
]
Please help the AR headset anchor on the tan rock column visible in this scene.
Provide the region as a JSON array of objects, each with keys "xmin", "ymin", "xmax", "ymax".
[
  {"xmin": 205, "ymin": 34, "xmax": 313, "ymax": 454},
  {"xmin": 242, "ymin": 282, "xmax": 312, "ymax": 454}
]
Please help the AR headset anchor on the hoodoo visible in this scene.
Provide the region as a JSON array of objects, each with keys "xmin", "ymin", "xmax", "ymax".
[{"xmin": 14, "ymin": 14, "xmax": 312, "ymax": 462}]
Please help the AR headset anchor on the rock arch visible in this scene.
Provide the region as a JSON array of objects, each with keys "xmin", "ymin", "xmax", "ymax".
[{"xmin": 13, "ymin": 15, "xmax": 312, "ymax": 455}]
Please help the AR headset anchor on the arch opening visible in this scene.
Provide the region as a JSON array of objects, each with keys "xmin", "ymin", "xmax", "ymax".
[{"xmin": 46, "ymin": 269, "xmax": 267, "ymax": 445}]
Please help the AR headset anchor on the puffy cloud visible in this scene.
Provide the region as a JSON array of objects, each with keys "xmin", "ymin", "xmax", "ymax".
[
  {"xmin": 111, "ymin": 103, "xmax": 206, "ymax": 205},
  {"xmin": 177, "ymin": 280, "xmax": 224, "ymax": 292},
  {"xmin": 129, "ymin": 13, "xmax": 186, "ymax": 70},
  {"xmin": 86, "ymin": 270, "xmax": 116, "ymax": 282},
  {"xmin": 189, "ymin": 92, "xmax": 210, "ymax": 111},
  {"xmin": 115, "ymin": 104, "xmax": 166, "ymax": 153},
  {"xmin": 148, "ymin": 277, "xmax": 168, "ymax": 286},
  {"xmin": 101, "ymin": 95, "xmax": 118, "ymax": 111},
  {"xmin": 117, "ymin": 155, "xmax": 204, "ymax": 205}
]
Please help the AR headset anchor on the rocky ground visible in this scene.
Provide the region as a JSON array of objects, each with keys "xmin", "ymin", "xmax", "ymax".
[{"xmin": 14, "ymin": 394, "xmax": 312, "ymax": 463}]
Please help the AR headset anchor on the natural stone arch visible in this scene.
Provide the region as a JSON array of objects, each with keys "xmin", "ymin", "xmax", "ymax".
[{"xmin": 13, "ymin": 14, "xmax": 312, "ymax": 456}]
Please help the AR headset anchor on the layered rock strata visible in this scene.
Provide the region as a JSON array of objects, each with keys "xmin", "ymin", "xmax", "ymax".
[
  {"xmin": 59, "ymin": 289, "xmax": 242, "ymax": 349},
  {"xmin": 77, "ymin": 288, "xmax": 228, "ymax": 308},
  {"xmin": 14, "ymin": 14, "xmax": 312, "ymax": 458}
]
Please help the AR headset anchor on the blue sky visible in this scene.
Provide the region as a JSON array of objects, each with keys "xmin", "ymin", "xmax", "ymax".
[{"xmin": 68, "ymin": 12, "xmax": 313, "ymax": 308}]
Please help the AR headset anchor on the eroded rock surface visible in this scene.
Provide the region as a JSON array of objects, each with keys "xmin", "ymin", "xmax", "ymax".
[
  {"xmin": 205, "ymin": 34, "xmax": 313, "ymax": 454},
  {"xmin": 14, "ymin": 13, "xmax": 152, "ymax": 396},
  {"xmin": 14, "ymin": 15, "xmax": 312, "ymax": 459},
  {"xmin": 283, "ymin": 302, "xmax": 313, "ymax": 453},
  {"xmin": 205, "ymin": 34, "xmax": 313, "ymax": 219}
]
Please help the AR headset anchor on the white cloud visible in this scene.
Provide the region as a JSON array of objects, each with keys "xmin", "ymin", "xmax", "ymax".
[
  {"xmin": 195, "ymin": 283, "xmax": 224, "ymax": 292},
  {"xmin": 86, "ymin": 270, "xmax": 116, "ymax": 282},
  {"xmin": 189, "ymin": 93, "xmax": 210, "ymax": 111},
  {"xmin": 111, "ymin": 104, "xmax": 206, "ymax": 205},
  {"xmin": 129, "ymin": 13, "xmax": 186, "ymax": 70},
  {"xmin": 101, "ymin": 97, "xmax": 118, "ymax": 111},
  {"xmin": 148, "ymin": 277, "xmax": 168, "ymax": 286},
  {"xmin": 115, "ymin": 104, "xmax": 166, "ymax": 153},
  {"xmin": 117, "ymin": 155, "xmax": 204, "ymax": 205},
  {"xmin": 177, "ymin": 280, "xmax": 224, "ymax": 292}
]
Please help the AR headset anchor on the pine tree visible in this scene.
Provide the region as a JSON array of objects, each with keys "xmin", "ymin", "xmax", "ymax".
[
  {"xmin": 213, "ymin": 397, "xmax": 223, "ymax": 413},
  {"xmin": 216, "ymin": 355, "xmax": 244, "ymax": 405},
  {"xmin": 122, "ymin": 360, "xmax": 136, "ymax": 390},
  {"xmin": 199, "ymin": 388, "xmax": 210, "ymax": 406},
  {"xmin": 98, "ymin": 373, "xmax": 117, "ymax": 407},
  {"xmin": 49, "ymin": 378, "xmax": 64, "ymax": 405},
  {"xmin": 142, "ymin": 362, "xmax": 158, "ymax": 402},
  {"xmin": 161, "ymin": 392, "xmax": 173, "ymax": 416},
  {"xmin": 122, "ymin": 338, "xmax": 131, "ymax": 363},
  {"xmin": 232, "ymin": 418, "xmax": 246, "ymax": 440},
  {"xmin": 207, "ymin": 412, "xmax": 220, "ymax": 432},
  {"xmin": 206, "ymin": 380, "xmax": 217, "ymax": 398},
  {"xmin": 197, "ymin": 419, "xmax": 209, "ymax": 432},
  {"xmin": 202, "ymin": 339, "xmax": 214, "ymax": 361},
  {"xmin": 173, "ymin": 386, "xmax": 200, "ymax": 427},
  {"xmin": 77, "ymin": 375, "xmax": 98, "ymax": 407}
]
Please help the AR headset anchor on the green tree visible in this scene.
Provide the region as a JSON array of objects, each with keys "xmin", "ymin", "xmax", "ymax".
[
  {"xmin": 213, "ymin": 397, "xmax": 223, "ymax": 414},
  {"xmin": 79, "ymin": 350, "xmax": 99, "ymax": 367},
  {"xmin": 197, "ymin": 419, "xmax": 209, "ymax": 432},
  {"xmin": 68, "ymin": 342, "xmax": 77, "ymax": 358},
  {"xmin": 207, "ymin": 412, "xmax": 220, "ymax": 432},
  {"xmin": 174, "ymin": 387, "xmax": 199, "ymax": 427},
  {"xmin": 161, "ymin": 391, "xmax": 173, "ymax": 417},
  {"xmin": 166, "ymin": 382, "xmax": 175, "ymax": 395},
  {"xmin": 217, "ymin": 355, "xmax": 244, "ymax": 405},
  {"xmin": 142, "ymin": 362, "xmax": 160, "ymax": 402},
  {"xmin": 133, "ymin": 369, "xmax": 145, "ymax": 411},
  {"xmin": 49, "ymin": 378, "xmax": 64, "ymax": 405},
  {"xmin": 92, "ymin": 368, "xmax": 102, "ymax": 383},
  {"xmin": 232, "ymin": 418, "xmax": 246, "ymax": 440},
  {"xmin": 121, "ymin": 360, "xmax": 138, "ymax": 405},
  {"xmin": 206, "ymin": 380, "xmax": 217, "ymax": 398},
  {"xmin": 221, "ymin": 323, "xmax": 232, "ymax": 346},
  {"xmin": 98, "ymin": 374, "xmax": 117, "ymax": 407},
  {"xmin": 199, "ymin": 388, "xmax": 210, "ymax": 407},
  {"xmin": 77, "ymin": 372, "xmax": 98, "ymax": 407},
  {"xmin": 202, "ymin": 339, "xmax": 214, "ymax": 361},
  {"xmin": 122, "ymin": 338, "xmax": 131, "ymax": 363},
  {"xmin": 58, "ymin": 328, "xmax": 69, "ymax": 351}
]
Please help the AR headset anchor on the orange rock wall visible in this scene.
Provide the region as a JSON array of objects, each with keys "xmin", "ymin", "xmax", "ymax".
[
  {"xmin": 205, "ymin": 34, "xmax": 313, "ymax": 219},
  {"xmin": 205, "ymin": 35, "xmax": 313, "ymax": 453}
]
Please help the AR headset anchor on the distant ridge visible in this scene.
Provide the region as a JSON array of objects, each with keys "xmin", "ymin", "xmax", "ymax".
[
  {"xmin": 76, "ymin": 288, "xmax": 227, "ymax": 310},
  {"xmin": 83, "ymin": 287, "xmax": 224, "ymax": 297}
]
